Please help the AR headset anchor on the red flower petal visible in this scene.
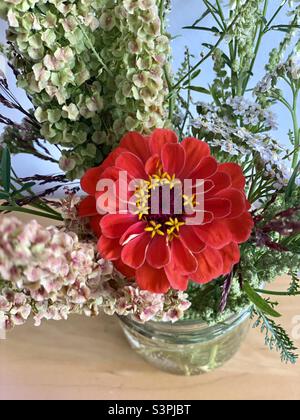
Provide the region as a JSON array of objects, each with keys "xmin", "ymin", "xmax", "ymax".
[
  {"xmin": 89, "ymin": 215, "xmax": 102, "ymax": 237},
  {"xmin": 78, "ymin": 196, "xmax": 97, "ymax": 217},
  {"xmin": 149, "ymin": 129, "xmax": 178, "ymax": 156},
  {"xmin": 113, "ymin": 259, "xmax": 135, "ymax": 278},
  {"xmin": 81, "ymin": 148, "xmax": 127, "ymax": 194},
  {"xmin": 216, "ymin": 188, "xmax": 246, "ymax": 218},
  {"xmin": 146, "ymin": 235, "xmax": 171, "ymax": 269},
  {"xmin": 145, "ymin": 154, "xmax": 161, "ymax": 175},
  {"xmin": 205, "ymin": 197, "xmax": 231, "ymax": 218},
  {"xmin": 94, "ymin": 172, "xmax": 121, "ymax": 215},
  {"xmin": 191, "ymin": 247, "xmax": 223, "ymax": 284},
  {"xmin": 120, "ymin": 221, "xmax": 148, "ymax": 246},
  {"xmin": 95, "ymin": 166, "xmax": 124, "ymax": 185},
  {"xmin": 181, "ymin": 137, "xmax": 211, "ymax": 178},
  {"xmin": 162, "ymin": 143, "xmax": 186, "ymax": 176},
  {"xmin": 218, "ymin": 163, "xmax": 246, "ymax": 189},
  {"xmin": 185, "ymin": 210, "xmax": 214, "ymax": 227},
  {"xmin": 100, "ymin": 214, "xmax": 138, "ymax": 239},
  {"xmin": 179, "ymin": 225, "xmax": 206, "ymax": 253},
  {"xmin": 136, "ymin": 263, "xmax": 170, "ymax": 293},
  {"xmin": 100, "ymin": 146, "xmax": 128, "ymax": 170},
  {"xmin": 225, "ymin": 212, "xmax": 254, "ymax": 243},
  {"xmin": 98, "ymin": 236, "xmax": 122, "ymax": 261},
  {"xmin": 207, "ymin": 171, "xmax": 231, "ymax": 196},
  {"xmin": 119, "ymin": 131, "xmax": 150, "ymax": 163},
  {"xmin": 219, "ymin": 242, "xmax": 240, "ymax": 274},
  {"xmin": 164, "ymin": 264, "xmax": 189, "ymax": 291},
  {"xmin": 190, "ymin": 156, "xmax": 218, "ymax": 180},
  {"xmin": 171, "ymin": 237, "xmax": 198, "ymax": 274},
  {"xmin": 194, "ymin": 220, "xmax": 232, "ymax": 249},
  {"xmin": 80, "ymin": 167, "xmax": 103, "ymax": 195},
  {"xmin": 96, "ymin": 167, "xmax": 134, "ymax": 213},
  {"xmin": 184, "ymin": 179, "xmax": 214, "ymax": 198},
  {"xmin": 121, "ymin": 233, "xmax": 151, "ymax": 269},
  {"xmin": 115, "ymin": 152, "xmax": 147, "ymax": 179},
  {"xmin": 202, "ymin": 211, "xmax": 214, "ymax": 224}
]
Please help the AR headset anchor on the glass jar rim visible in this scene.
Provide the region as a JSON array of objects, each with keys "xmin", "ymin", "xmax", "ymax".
[{"xmin": 119, "ymin": 305, "xmax": 252, "ymax": 343}]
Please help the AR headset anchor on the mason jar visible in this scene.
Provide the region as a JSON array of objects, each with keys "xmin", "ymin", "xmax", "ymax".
[{"xmin": 119, "ymin": 307, "xmax": 251, "ymax": 376}]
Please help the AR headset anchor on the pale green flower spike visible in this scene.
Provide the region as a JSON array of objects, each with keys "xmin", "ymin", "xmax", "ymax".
[{"xmin": 3, "ymin": 0, "xmax": 171, "ymax": 179}]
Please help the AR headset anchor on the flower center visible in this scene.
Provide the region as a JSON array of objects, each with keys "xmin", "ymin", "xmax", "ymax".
[{"xmin": 133, "ymin": 169, "xmax": 196, "ymax": 241}]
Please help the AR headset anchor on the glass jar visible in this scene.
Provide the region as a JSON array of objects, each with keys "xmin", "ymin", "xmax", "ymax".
[{"xmin": 119, "ymin": 307, "xmax": 251, "ymax": 376}]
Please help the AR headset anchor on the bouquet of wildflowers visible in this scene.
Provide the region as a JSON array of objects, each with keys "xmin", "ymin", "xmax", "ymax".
[{"xmin": 0, "ymin": 0, "xmax": 299, "ymax": 365}]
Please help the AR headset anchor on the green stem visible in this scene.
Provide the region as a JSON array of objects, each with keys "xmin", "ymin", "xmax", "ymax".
[
  {"xmin": 27, "ymin": 202, "xmax": 62, "ymax": 217},
  {"xmin": 164, "ymin": 64, "xmax": 175, "ymax": 122},
  {"xmin": 11, "ymin": 169, "xmax": 62, "ymax": 217},
  {"xmin": 275, "ymin": 85, "xmax": 299, "ymax": 168},
  {"xmin": 242, "ymin": 0, "xmax": 269, "ymax": 94},
  {"xmin": 255, "ymin": 289, "xmax": 300, "ymax": 297},
  {"xmin": 275, "ymin": 95, "xmax": 293, "ymax": 114},
  {"xmin": 76, "ymin": 18, "xmax": 112, "ymax": 77},
  {"xmin": 265, "ymin": 0, "xmax": 288, "ymax": 30},
  {"xmin": 292, "ymin": 87, "xmax": 299, "ymax": 168},
  {"xmin": 159, "ymin": 0, "xmax": 164, "ymax": 22},
  {"xmin": 179, "ymin": 51, "xmax": 191, "ymax": 138},
  {"xmin": 160, "ymin": 2, "xmax": 174, "ymax": 122},
  {"xmin": 0, "ymin": 205, "xmax": 63, "ymax": 222},
  {"xmin": 203, "ymin": 0, "xmax": 225, "ymax": 31},
  {"xmin": 215, "ymin": 0, "xmax": 227, "ymax": 28},
  {"xmin": 169, "ymin": 4, "xmax": 244, "ymax": 95}
]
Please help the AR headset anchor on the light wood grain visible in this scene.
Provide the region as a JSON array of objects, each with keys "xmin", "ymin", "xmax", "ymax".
[{"xmin": 0, "ymin": 215, "xmax": 299, "ymax": 400}]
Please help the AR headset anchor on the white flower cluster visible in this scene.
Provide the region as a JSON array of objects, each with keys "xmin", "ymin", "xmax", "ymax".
[
  {"xmin": 0, "ymin": 217, "xmax": 113, "ymax": 328},
  {"xmin": 256, "ymin": 50, "xmax": 300, "ymax": 97},
  {"xmin": 98, "ymin": 281, "xmax": 191, "ymax": 324},
  {"xmin": 0, "ymin": 217, "xmax": 190, "ymax": 330},
  {"xmin": 255, "ymin": 73, "xmax": 274, "ymax": 94},
  {"xmin": 192, "ymin": 104, "xmax": 294, "ymax": 189},
  {"xmin": 226, "ymin": 96, "xmax": 278, "ymax": 130}
]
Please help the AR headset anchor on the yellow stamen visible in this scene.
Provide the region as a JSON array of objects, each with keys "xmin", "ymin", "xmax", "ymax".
[
  {"xmin": 183, "ymin": 194, "xmax": 199, "ymax": 209},
  {"xmin": 145, "ymin": 221, "xmax": 165, "ymax": 238},
  {"xmin": 133, "ymin": 201, "xmax": 150, "ymax": 219},
  {"xmin": 165, "ymin": 217, "xmax": 185, "ymax": 239}
]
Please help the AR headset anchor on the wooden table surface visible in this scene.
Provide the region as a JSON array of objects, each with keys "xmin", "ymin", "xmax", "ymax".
[{"xmin": 0, "ymin": 214, "xmax": 300, "ymax": 400}]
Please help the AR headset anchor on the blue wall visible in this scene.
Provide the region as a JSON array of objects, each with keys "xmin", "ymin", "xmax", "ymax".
[{"xmin": 0, "ymin": 1, "xmax": 297, "ymax": 180}]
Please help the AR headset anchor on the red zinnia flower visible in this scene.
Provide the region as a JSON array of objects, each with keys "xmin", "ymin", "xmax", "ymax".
[{"xmin": 79, "ymin": 129, "xmax": 253, "ymax": 293}]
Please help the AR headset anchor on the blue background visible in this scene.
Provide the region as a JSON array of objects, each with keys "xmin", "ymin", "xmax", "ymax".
[{"xmin": 0, "ymin": 0, "xmax": 297, "ymax": 180}]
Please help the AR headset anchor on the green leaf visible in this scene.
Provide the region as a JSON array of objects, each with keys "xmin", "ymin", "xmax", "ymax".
[
  {"xmin": 267, "ymin": 24, "xmax": 300, "ymax": 33},
  {"xmin": 0, "ymin": 191, "xmax": 9, "ymax": 199},
  {"xmin": 183, "ymin": 70, "xmax": 201, "ymax": 87},
  {"xmin": 251, "ymin": 308, "xmax": 298, "ymax": 364},
  {"xmin": 187, "ymin": 9, "xmax": 210, "ymax": 27},
  {"xmin": 183, "ymin": 26, "xmax": 221, "ymax": 34},
  {"xmin": 1, "ymin": 147, "xmax": 11, "ymax": 193},
  {"xmin": 190, "ymin": 69, "xmax": 202, "ymax": 80},
  {"xmin": 187, "ymin": 86, "xmax": 211, "ymax": 95},
  {"xmin": 11, "ymin": 182, "xmax": 36, "ymax": 197},
  {"xmin": 202, "ymin": 43, "xmax": 215, "ymax": 50},
  {"xmin": 243, "ymin": 282, "xmax": 282, "ymax": 318},
  {"xmin": 285, "ymin": 160, "xmax": 300, "ymax": 201}
]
